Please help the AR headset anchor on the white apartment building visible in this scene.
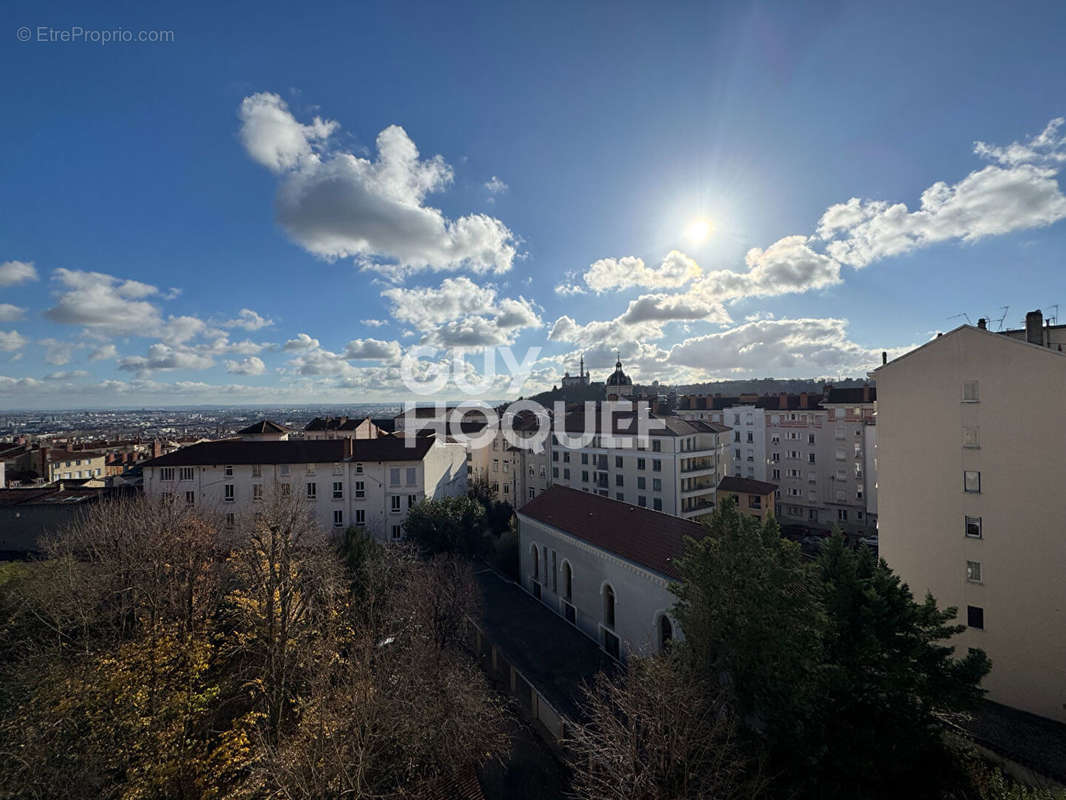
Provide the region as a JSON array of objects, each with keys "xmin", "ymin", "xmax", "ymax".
[
  {"xmin": 547, "ymin": 406, "xmax": 730, "ymax": 524},
  {"xmin": 143, "ymin": 436, "xmax": 467, "ymax": 542},
  {"xmin": 518, "ymin": 485, "xmax": 699, "ymax": 660},
  {"xmin": 876, "ymin": 324, "xmax": 1066, "ymax": 724}
]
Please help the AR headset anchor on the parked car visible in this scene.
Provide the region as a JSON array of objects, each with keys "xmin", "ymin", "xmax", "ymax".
[{"xmin": 859, "ymin": 535, "xmax": 879, "ymax": 549}]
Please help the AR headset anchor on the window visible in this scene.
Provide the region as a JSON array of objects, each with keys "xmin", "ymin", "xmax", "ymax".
[
  {"xmin": 306, "ymin": 482, "xmax": 317, "ymax": 500},
  {"xmin": 179, "ymin": 467, "xmax": 194, "ymax": 481},
  {"xmin": 962, "ymin": 381, "xmax": 979, "ymax": 402},
  {"xmin": 563, "ymin": 452, "xmax": 570, "ymax": 463},
  {"xmin": 837, "ymin": 509, "xmax": 848, "ymax": 521},
  {"xmin": 225, "ymin": 512, "xmax": 235, "ymax": 529},
  {"xmin": 529, "ymin": 488, "xmax": 535, "ymax": 499},
  {"xmin": 553, "ymin": 467, "xmax": 559, "ymax": 478},
  {"xmin": 966, "ymin": 561, "xmax": 982, "ymax": 583},
  {"xmin": 734, "ymin": 431, "xmax": 741, "ymax": 443},
  {"xmin": 552, "ymin": 451, "xmax": 559, "ymax": 461},
  {"xmin": 224, "ymin": 465, "xmax": 233, "ymax": 477},
  {"xmin": 747, "ymin": 432, "xmax": 754, "ymax": 443},
  {"xmin": 615, "ymin": 474, "xmax": 624, "ymax": 486},
  {"xmin": 333, "ymin": 510, "xmax": 344, "ymax": 527},
  {"xmin": 391, "ymin": 495, "xmax": 401, "ymax": 512},
  {"xmin": 332, "ymin": 481, "xmax": 343, "ymax": 499},
  {"xmin": 224, "ymin": 484, "xmax": 235, "ymax": 502},
  {"xmin": 616, "ymin": 492, "xmax": 624, "ymax": 500},
  {"xmin": 280, "ymin": 463, "xmax": 290, "ymax": 476},
  {"xmin": 652, "ymin": 478, "xmax": 661, "ymax": 491},
  {"xmin": 389, "ymin": 468, "xmax": 401, "ymax": 486},
  {"xmin": 652, "ymin": 440, "xmax": 661, "ymax": 452},
  {"xmin": 354, "ymin": 463, "xmax": 363, "ymax": 473},
  {"xmin": 637, "ymin": 458, "xmax": 646, "ymax": 470},
  {"xmin": 306, "ymin": 463, "xmax": 316, "ymax": 474},
  {"xmin": 355, "ymin": 480, "xmax": 365, "ymax": 499},
  {"xmin": 563, "ymin": 468, "xmax": 570, "ymax": 479},
  {"xmin": 333, "ymin": 462, "xmax": 343, "ymax": 475},
  {"xmin": 160, "ymin": 467, "xmax": 175, "ymax": 482},
  {"xmin": 355, "ymin": 509, "xmax": 365, "ymax": 526},
  {"xmin": 552, "ymin": 551, "xmax": 558, "ymax": 592},
  {"xmin": 967, "ymin": 605, "xmax": 984, "ymax": 630},
  {"xmin": 652, "ymin": 459, "xmax": 661, "ymax": 472},
  {"xmin": 964, "ymin": 471, "xmax": 981, "ymax": 493},
  {"xmin": 185, "ymin": 490, "xmax": 195, "ymax": 505},
  {"xmin": 409, "ymin": 494, "xmax": 418, "ymax": 508},
  {"xmin": 615, "ymin": 456, "xmax": 623, "ymax": 468},
  {"xmin": 808, "ymin": 453, "xmax": 816, "ymax": 464},
  {"xmin": 637, "ymin": 476, "xmax": 646, "ymax": 490},
  {"xmin": 808, "ymin": 433, "xmax": 815, "ymax": 445},
  {"xmin": 532, "ymin": 546, "xmax": 539, "ymax": 581},
  {"xmin": 252, "ymin": 464, "xmax": 262, "ymax": 478},
  {"xmin": 280, "ymin": 483, "xmax": 290, "ymax": 496},
  {"xmin": 653, "ymin": 497, "xmax": 662, "ymax": 511},
  {"xmin": 253, "ymin": 484, "xmax": 263, "ymax": 502},
  {"xmin": 581, "ymin": 453, "xmax": 589, "ymax": 465},
  {"xmin": 406, "ymin": 467, "xmax": 416, "ymax": 485},
  {"xmin": 563, "ymin": 561, "xmax": 572, "ymax": 601},
  {"xmin": 659, "ymin": 615, "xmax": 673, "ymax": 652},
  {"xmin": 638, "ymin": 495, "xmax": 647, "ymax": 507},
  {"xmin": 603, "ymin": 584, "xmax": 615, "ymax": 628},
  {"xmin": 391, "ymin": 525, "xmax": 402, "ymax": 540},
  {"xmin": 962, "ymin": 427, "xmax": 980, "ymax": 448},
  {"xmin": 965, "ymin": 515, "xmax": 982, "ymax": 538}
]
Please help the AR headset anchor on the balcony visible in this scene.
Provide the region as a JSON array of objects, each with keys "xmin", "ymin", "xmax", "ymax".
[
  {"xmin": 681, "ymin": 497, "xmax": 715, "ymax": 518},
  {"xmin": 681, "ymin": 459, "xmax": 716, "ymax": 475},
  {"xmin": 681, "ymin": 478, "xmax": 717, "ymax": 496}
]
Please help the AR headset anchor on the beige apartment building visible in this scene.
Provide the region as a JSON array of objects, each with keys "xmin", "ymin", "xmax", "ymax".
[{"xmin": 875, "ymin": 324, "xmax": 1066, "ymax": 723}]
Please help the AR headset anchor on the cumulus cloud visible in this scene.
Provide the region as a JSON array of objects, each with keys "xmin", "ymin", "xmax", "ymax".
[
  {"xmin": 974, "ymin": 117, "xmax": 1066, "ymax": 168},
  {"xmin": 44, "ymin": 268, "xmax": 164, "ymax": 335},
  {"xmin": 382, "ymin": 276, "xmax": 541, "ymax": 348},
  {"xmin": 360, "ymin": 318, "xmax": 387, "ymax": 327},
  {"xmin": 284, "ymin": 333, "xmax": 320, "ymax": 350},
  {"xmin": 225, "ymin": 356, "xmax": 267, "ymax": 375},
  {"xmin": 38, "ymin": 338, "xmax": 77, "ymax": 366},
  {"xmin": 484, "ymin": 176, "xmax": 508, "ymax": 201},
  {"xmin": 342, "ymin": 338, "xmax": 402, "ymax": 361},
  {"xmin": 118, "ymin": 343, "xmax": 216, "ymax": 375},
  {"xmin": 239, "ymin": 92, "xmax": 518, "ymax": 276},
  {"xmin": 224, "ymin": 308, "xmax": 275, "ymax": 331},
  {"xmin": 43, "ymin": 370, "xmax": 88, "ymax": 381},
  {"xmin": 0, "ymin": 261, "xmax": 38, "ymax": 287},
  {"xmin": 0, "ymin": 331, "xmax": 27, "ymax": 352},
  {"xmin": 0, "ymin": 304, "xmax": 25, "ymax": 322},
  {"xmin": 582, "ymin": 250, "xmax": 704, "ymax": 293},
  {"xmin": 88, "ymin": 343, "xmax": 118, "ymax": 361}
]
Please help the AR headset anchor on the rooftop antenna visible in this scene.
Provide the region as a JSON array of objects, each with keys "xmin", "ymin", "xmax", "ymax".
[
  {"xmin": 947, "ymin": 312, "xmax": 974, "ymax": 325},
  {"xmin": 993, "ymin": 306, "xmax": 1009, "ymax": 331},
  {"xmin": 1047, "ymin": 304, "xmax": 1059, "ymax": 325}
]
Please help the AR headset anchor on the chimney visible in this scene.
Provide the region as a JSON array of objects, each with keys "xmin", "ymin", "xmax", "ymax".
[
  {"xmin": 863, "ymin": 385, "xmax": 871, "ymax": 403},
  {"xmin": 344, "ymin": 437, "xmax": 354, "ymax": 459},
  {"xmin": 881, "ymin": 351, "xmax": 887, "ymax": 366},
  {"xmin": 977, "ymin": 318, "xmax": 987, "ymax": 330},
  {"xmin": 779, "ymin": 392, "xmax": 788, "ymax": 410},
  {"xmin": 799, "ymin": 392, "xmax": 808, "ymax": 409},
  {"xmin": 1025, "ymin": 309, "xmax": 1044, "ymax": 346}
]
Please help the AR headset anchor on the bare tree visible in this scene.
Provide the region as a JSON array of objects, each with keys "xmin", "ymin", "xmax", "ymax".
[{"xmin": 567, "ymin": 652, "xmax": 757, "ymax": 800}]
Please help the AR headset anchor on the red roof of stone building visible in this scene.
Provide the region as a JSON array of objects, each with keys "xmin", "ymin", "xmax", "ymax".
[{"xmin": 518, "ymin": 485, "xmax": 706, "ymax": 579}]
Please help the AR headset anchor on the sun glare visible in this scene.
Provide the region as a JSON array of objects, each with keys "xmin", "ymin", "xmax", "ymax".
[{"xmin": 684, "ymin": 217, "xmax": 713, "ymax": 245}]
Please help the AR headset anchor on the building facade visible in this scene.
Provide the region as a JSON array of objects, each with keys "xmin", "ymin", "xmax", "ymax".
[
  {"xmin": 717, "ymin": 475, "xmax": 778, "ymax": 521},
  {"xmin": 143, "ymin": 437, "xmax": 467, "ymax": 542},
  {"xmin": 518, "ymin": 486, "xmax": 700, "ymax": 660},
  {"xmin": 876, "ymin": 325, "xmax": 1066, "ymax": 723}
]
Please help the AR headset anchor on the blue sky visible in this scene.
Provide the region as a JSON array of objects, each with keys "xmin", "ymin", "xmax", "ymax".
[{"xmin": 1, "ymin": 0, "xmax": 1065, "ymax": 408}]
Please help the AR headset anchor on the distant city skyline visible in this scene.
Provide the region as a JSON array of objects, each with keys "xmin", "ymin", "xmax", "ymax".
[{"xmin": 3, "ymin": 0, "xmax": 1066, "ymax": 409}]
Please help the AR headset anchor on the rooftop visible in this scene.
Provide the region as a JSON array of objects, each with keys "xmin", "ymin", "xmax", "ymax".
[
  {"xmin": 718, "ymin": 475, "xmax": 779, "ymax": 495},
  {"xmin": 518, "ymin": 485, "xmax": 705, "ymax": 579},
  {"xmin": 237, "ymin": 419, "xmax": 290, "ymax": 435},
  {"xmin": 142, "ymin": 436, "xmax": 435, "ymax": 467}
]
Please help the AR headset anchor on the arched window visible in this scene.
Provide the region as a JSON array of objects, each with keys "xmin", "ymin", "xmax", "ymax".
[
  {"xmin": 532, "ymin": 546, "xmax": 539, "ymax": 581},
  {"xmin": 659, "ymin": 615, "xmax": 673, "ymax": 652},
  {"xmin": 563, "ymin": 561, "xmax": 572, "ymax": 601},
  {"xmin": 603, "ymin": 584, "xmax": 615, "ymax": 628}
]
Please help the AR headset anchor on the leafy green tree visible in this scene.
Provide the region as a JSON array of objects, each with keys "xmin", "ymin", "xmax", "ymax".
[
  {"xmin": 671, "ymin": 498, "xmax": 824, "ymax": 768},
  {"xmin": 403, "ymin": 495, "xmax": 490, "ymax": 558},
  {"xmin": 813, "ymin": 533, "xmax": 991, "ymax": 797}
]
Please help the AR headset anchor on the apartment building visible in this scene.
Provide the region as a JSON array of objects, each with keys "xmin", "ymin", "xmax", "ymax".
[
  {"xmin": 142, "ymin": 436, "xmax": 467, "ymax": 542},
  {"xmin": 678, "ymin": 389, "xmax": 877, "ymax": 535},
  {"xmin": 717, "ymin": 476, "xmax": 777, "ymax": 521},
  {"xmin": 301, "ymin": 416, "xmax": 380, "ymax": 440},
  {"xmin": 876, "ymin": 324, "xmax": 1066, "ymax": 723},
  {"xmin": 547, "ymin": 405, "xmax": 730, "ymax": 524},
  {"xmin": 518, "ymin": 486, "xmax": 701, "ymax": 660}
]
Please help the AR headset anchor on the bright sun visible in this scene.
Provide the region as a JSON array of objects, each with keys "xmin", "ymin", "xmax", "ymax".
[{"xmin": 684, "ymin": 217, "xmax": 713, "ymax": 245}]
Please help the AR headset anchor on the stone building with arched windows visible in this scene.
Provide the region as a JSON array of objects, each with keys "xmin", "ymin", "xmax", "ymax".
[{"xmin": 517, "ymin": 484, "xmax": 705, "ymax": 661}]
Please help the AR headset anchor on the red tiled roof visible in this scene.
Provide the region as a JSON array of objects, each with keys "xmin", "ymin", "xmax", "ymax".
[{"xmin": 518, "ymin": 485, "xmax": 705, "ymax": 579}]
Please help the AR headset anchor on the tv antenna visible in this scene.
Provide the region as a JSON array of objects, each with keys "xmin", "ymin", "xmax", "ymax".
[
  {"xmin": 947, "ymin": 312, "xmax": 974, "ymax": 325},
  {"xmin": 1047, "ymin": 304, "xmax": 1059, "ymax": 325},
  {"xmin": 993, "ymin": 306, "xmax": 1009, "ymax": 331}
]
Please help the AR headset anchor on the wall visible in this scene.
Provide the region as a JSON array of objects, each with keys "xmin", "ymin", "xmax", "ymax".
[
  {"xmin": 517, "ymin": 515, "xmax": 678, "ymax": 660},
  {"xmin": 878, "ymin": 326, "xmax": 1066, "ymax": 723}
]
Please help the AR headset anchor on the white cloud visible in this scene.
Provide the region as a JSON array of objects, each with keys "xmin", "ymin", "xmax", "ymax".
[
  {"xmin": 582, "ymin": 250, "xmax": 703, "ymax": 293},
  {"xmin": 224, "ymin": 308, "xmax": 275, "ymax": 331},
  {"xmin": 225, "ymin": 356, "xmax": 267, "ymax": 375},
  {"xmin": 974, "ymin": 117, "xmax": 1066, "ymax": 168},
  {"xmin": 38, "ymin": 338, "xmax": 76, "ymax": 366},
  {"xmin": 0, "ymin": 304, "xmax": 25, "ymax": 322},
  {"xmin": 343, "ymin": 338, "xmax": 402, "ymax": 361},
  {"xmin": 239, "ymin": 92, "xmax": 518, "ymax": 276},
  {"xmin": 118, "ymin": 343, "xmax": 216, "ymax": 375},
  {"xmin": 44, "ymin": 268, "xmax": 163, "ymax": 335},
  {"xmin": 360, "ymin": 318, "xmax": 387, "ymax": 327},
  {"xmin": 382, "ymin": 276, "xmax": 541, "ymax": 348},
  {"xmin": 284, "ymin": 333, "xmax": 320, "ymax": 350},
  {"xmin": 43, "ymin": 370, "xmax": 88, "ymax": 381},
  {"xmin": 484, "ymin": 176, "xmax": 508, "ymax": 200},
  {"xmin": 88, "ymin": 343, "xmax": 118, "ymax": 361},
  {"xmin": 0, "ymin": 331, "xmax": 28, "ymax": 352},
  {"xmin": 0, "ymin": 261, "xmax": 38, "ymax": 287},
  {"xmin": 818, "ymin": 165, "xmax": 1066, "ymax": 268}
]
